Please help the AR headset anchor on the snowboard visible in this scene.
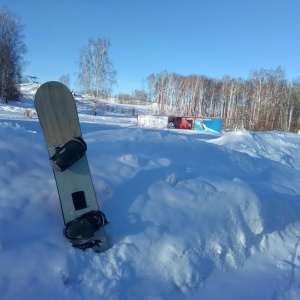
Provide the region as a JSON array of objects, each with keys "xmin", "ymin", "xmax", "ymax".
[{"xmin": 35, "ymin": 81, "xmax": 109, "ymax": 253}]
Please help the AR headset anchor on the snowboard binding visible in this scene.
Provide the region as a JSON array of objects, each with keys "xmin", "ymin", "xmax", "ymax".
[
  {"xmin": 73, "ymin": 240, "xmax": 104, "ymax": 251},
  {"xmin": 50, "ymin": 137, "xmax": 87, "ymax": 171},
  {"xmin": 64, "ymin": 210, "xmax": 109, "ymax": 250}
]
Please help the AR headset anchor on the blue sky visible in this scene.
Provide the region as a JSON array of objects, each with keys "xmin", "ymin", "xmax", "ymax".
[{"xmin": 2, "ymin": 0, "xmax": 300, "ymax": 94}]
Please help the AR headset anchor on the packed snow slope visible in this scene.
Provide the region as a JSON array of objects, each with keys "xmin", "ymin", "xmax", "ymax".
[{"xmin": 1, "ymin": 86, "xmax": 300, "ymax": 299}]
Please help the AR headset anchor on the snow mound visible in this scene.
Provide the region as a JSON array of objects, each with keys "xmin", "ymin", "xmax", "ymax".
[
  {"xmin": 209, "ymin": 130, "xmax": 300, "ymax": 170},
  {"xmin": 0, "ymin": 102, "xmax": 300, "ymax": 299}
]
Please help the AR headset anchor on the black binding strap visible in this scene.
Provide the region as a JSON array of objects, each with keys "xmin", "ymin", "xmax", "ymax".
[
  {"xmin": 64, "ymin": 210, "xmax": 108, "ymax": 246},
  {"xmin": 50, "ymin": 137, "xmax": 87, "ymax": 171}
]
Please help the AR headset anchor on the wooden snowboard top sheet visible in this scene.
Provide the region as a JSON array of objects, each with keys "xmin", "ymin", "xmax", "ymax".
[{"xmin": 35, "ymin": 81, "xmax": 81, "ymax": 147}]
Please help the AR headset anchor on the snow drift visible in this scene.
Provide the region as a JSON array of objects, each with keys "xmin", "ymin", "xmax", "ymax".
[{"xmin": 0, "ymin": 90, "xmax": 300, "ymax": 299}]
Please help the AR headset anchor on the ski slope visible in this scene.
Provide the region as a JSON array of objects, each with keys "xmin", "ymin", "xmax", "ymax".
[{"xmin": 0, "ymin": 85, "xmax": 300, "ymax": 299}]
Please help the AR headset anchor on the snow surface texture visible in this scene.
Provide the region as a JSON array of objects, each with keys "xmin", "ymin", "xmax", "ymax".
[{"xmin": 1, "ymin": 86, "xmax": 300, "ymax": 299}]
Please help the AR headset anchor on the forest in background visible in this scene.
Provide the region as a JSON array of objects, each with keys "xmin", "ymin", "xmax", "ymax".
[{"xmin": 143, "ymin": 67, "xmax": 300, "ymax": 132}]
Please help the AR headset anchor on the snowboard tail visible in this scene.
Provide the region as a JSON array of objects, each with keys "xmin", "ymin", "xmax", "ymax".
[{"xmin": 35, "ymin": 81, "xmax": 109, "ymax": 253}]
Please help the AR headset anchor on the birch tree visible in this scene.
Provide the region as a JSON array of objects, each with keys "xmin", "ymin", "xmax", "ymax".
[
  {"xmin": 78, "ymin": 37, "xmax": 116, "ymax": 98},
  {"xmin": 145, "ymin": 67, "xmax": 300, "ymax": 133},
  {"xmin": 280, "ymin": 79, "xmax": 300, "ymax": 131},
  {"xmin": 59, "ymin": 74, "xmax": 70, "ymax": 88}
]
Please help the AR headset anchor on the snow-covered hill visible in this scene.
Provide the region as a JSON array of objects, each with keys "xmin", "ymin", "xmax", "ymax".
[{"xmin": 0, "ymin": 85, "xmax": 300, "ymax": 299}]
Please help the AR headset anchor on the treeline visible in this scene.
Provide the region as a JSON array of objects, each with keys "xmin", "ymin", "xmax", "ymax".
[
  {"xmin": 0, "ymin": 7, "xmax": 26, "ymax": 102},
  {"xmin": 116, "ymin": 90, "xmax": 150, "ymax": 105},
  {"xmin": 146, "ymin": 67, "xmax": 300, "ymax": 132}
]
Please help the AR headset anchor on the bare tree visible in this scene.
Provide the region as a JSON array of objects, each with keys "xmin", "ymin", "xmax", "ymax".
[
  {"xmin": 58, "ymin": 74, "xmax": 70, "ymax": 88},
  {"xmin": 0, "ymin": 6, "xmax": 27, "ymax": 102},
  {"xmin": 147, "ymin": 73, "xmax": 156, "ymax": 103},
  {"xmin": 279, "ymin": 78, "xmax": 300, "ymax": 131},
  {"xmin": 78, "ymin": 37, "xmax": 117, "ymax": 98},
  {"xmin": 132, "ymin": 89, "xmax": 149, "ymax": 104}
]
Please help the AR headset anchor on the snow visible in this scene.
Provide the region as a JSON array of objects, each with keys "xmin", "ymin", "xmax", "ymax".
[{"xmin": 1, "ymin": 85, "xmax": 300, "ymax": 299}]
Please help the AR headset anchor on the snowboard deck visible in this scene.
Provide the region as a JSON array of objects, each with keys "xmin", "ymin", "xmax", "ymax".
[{"xmin": 35, "ymin": 81, "xmax": 109, "ymax": 253}]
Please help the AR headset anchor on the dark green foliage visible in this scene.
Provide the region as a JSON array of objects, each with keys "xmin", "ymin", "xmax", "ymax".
[{"xmin": 0, "ymin": 6, "xmax": 27, "ymax": 102}]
